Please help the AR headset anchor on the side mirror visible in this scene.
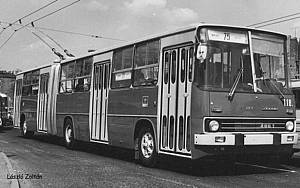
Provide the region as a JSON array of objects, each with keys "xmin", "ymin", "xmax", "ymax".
[{"xmin": 196, "ymin": 45, "xmax": 207, "ymax": 63}]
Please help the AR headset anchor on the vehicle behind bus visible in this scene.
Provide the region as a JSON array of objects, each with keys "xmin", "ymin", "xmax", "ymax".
[
  {"xmin": 13, "ymin": 24, "xmax": 297, "ymax": 167},
  {"xmin": 0, "ymin": 93, "xmax": 13, "ymax": 128}
]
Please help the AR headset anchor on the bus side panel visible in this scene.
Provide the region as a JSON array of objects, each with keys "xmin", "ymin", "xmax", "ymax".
[
  {"xmin": 56, "ymin": 92, "xmax": 90, "ymax": 141},
  {"xmin": 190, "ymin": 86, "xmax": 210, "ymax": 159},
  {"xmin": 20, "ymin": 96, "xmax": 38, "ymax": 131},
  {"xmin": 131, "ymin": 87, "xmax": 158, "ymax": 116},
  {"xmin": 107, "ymin": 89, "xmax": 134, "ymax": 148},
  {"xmin": 107, "ymin": 87, "xmax": 158, "ymax": 149}
]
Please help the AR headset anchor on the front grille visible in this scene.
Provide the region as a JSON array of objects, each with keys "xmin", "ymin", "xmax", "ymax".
[{"xmin": 205, "ymin": 118, "xmax": 292, "ymax": 132}]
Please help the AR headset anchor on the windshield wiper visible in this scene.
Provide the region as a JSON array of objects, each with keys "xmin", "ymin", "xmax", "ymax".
[
  {"xmin": 228, "ymin": 68, "xmax": 243, "ymax": 101},
  {"xmin": 266, "ymin": 79, "xmax": 286, "ymax": 100}
]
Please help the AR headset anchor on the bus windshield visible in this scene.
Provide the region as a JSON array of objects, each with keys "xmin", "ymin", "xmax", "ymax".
[
  {"xmin": 252, "ymin": 32, "xmax": 288, "ymax": 94},
  {"xmin": 194, "ymin": 28, "xmax": 253, "ymax": 92},
  {"xmin": 194, "ymin": 27, "xmax": 290, "ymax": 94}
]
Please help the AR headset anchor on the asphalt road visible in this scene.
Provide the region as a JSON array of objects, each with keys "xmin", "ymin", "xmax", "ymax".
[{"xmin": 1, "ymin": 128, "xmax": 300, "ymax": 188}]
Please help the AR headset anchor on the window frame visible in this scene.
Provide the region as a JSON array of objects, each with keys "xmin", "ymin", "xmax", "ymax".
[
  {"xmin": 59, "ymin": 57, "xmax": 93, "ymax": 94},
  {"xmin": 22, "ymin": 70, "xmax": 40, "ymax": 96},
  {"xmin": 133, "ymin": 40, "xmax": 160, "ymax": 87},
  {"xmin": 111, "ymin": 46, "xmax": 134, "ymax": 89}
]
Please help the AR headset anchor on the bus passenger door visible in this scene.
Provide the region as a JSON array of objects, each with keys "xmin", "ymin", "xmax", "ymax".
[
  {"xmin": 90, "ymin": 61, "xmax": 110, "ymax": 142},
  {"xmin": 14, "ymin": 79, "xmax": 23, "ymax": 128},
  {"xmin": 160, "ymin": 45, "xmax": 193, "ymax": 156},
  {"xmin": 37, "ymin": 73, "xmax": 49, "ymax": 132}
]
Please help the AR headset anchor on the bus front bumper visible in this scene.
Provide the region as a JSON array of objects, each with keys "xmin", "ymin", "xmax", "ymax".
[{"xmin": 194, "ymin": 133, "xmax": 298, "ymax": 146}]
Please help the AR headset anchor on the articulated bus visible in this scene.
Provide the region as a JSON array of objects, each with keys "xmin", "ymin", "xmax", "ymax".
[{"xmin": 14, "ymin": 24, "xmax": 297, "ymax": 166}]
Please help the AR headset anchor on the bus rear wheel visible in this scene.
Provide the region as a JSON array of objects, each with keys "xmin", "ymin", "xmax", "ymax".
[
  {"xmin": 20, "ymin": 120, "xmax": 34, "ymax": 138},
  {"xmin": 136, "ymin": 127, "xmax": 157, "ymax": 167},
  {"xmin": 64, "ymin": 119, "xmax": 75, "ymax": 149}
]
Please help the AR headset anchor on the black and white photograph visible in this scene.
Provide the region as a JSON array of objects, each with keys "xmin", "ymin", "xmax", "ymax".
[{"xmin": 1, "ymin": 0, "xmax": 300, "ymax": 187}]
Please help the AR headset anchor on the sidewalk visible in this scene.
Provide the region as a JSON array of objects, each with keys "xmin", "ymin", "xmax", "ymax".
[{"xmin": 0, "ymin": 152, "xmax": 19, "ymax": 188}]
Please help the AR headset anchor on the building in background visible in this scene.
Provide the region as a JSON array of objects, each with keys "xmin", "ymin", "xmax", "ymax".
[{"xmin": 0, "ymin": 70, "xmax": 16, "ymax": 110}]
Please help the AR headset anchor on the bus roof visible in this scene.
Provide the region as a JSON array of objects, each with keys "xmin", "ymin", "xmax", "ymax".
[
  {"xmin": 17, "ymin": 23, "xmax": 287, "ymax": 73},
  {"xmin": 16, "ymin": 64, "xmax": 52, "ymax": 76},
  {"xmin": 60, "ymin": 23, "xmax": 287, "ymax": 65}
]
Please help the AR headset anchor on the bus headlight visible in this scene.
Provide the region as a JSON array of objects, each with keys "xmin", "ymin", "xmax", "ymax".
[
  {"xmin": 209, "ymin": 120, "xmax": 219, "ymax": 132},
  {"xmin": 285, "ymin": 121, "xmax": 294, "ymax": 131}
]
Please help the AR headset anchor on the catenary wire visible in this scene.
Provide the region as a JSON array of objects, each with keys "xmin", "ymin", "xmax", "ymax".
[
  {"xmin": 0, "ymin": 0, "xmax": 59, "ymax": 35},
  {"xmin": 0, "ymin": 20, "xmax": 126, "ymax": 41},
  {"xmin": 248, "ymin": 11, "xmax": 300, "ymax": 27},
  {"xmin": 17, "ymin": 0, "xmax": 81, "ymax": 31},
  {"xmin": 0, "ymin": 0, "xmax": 80, "ymax": 51},
  {"xmin": 253, "ymin": 15, "xmax": 300, "ymax": 28},
  {"xmin": 0, "ymin": 32, "xmax": 17, "ymax": 50}
]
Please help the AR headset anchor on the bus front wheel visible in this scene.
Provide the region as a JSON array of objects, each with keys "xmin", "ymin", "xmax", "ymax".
[
  {"xmin": 136, "ymin": 127, "xmax": 157, "ymax": 167},
  {"xmin": 64, "ymin": 119, "xmax": 76, "ymax": 149}
]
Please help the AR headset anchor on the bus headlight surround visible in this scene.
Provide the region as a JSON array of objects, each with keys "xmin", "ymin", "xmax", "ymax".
[
  {"xmin": 285, "ymin": 121, "xmax": 294, "ymax": 131},
  {"xmin": 209, "ymin": 120, "xmax": 220, "ymax": 132}
]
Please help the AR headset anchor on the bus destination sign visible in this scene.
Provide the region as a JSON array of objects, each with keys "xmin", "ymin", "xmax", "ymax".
[{"xmin": 207, "ymin": 29, "xmax": 248, "ymax": 44}]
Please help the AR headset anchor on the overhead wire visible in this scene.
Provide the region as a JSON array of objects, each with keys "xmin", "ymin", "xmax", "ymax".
[
  {"xmin": 29, "ymin": 30, "xmax": 65, "ymax": 60},
  {"xmin": 0, "ymin": 0, "xmax": 80, "ymax": 51},
  {"xmin": 247, "ymin": 11, "xmax": 300, "ymax": 28},
  {"xmin": 0, "ymin": 0, "xmax": 59, "ymax": 36},
  {"xmin": 34, "ymin": 27, "xmax": 75, "ymax": 57},
  {"xmin": 17, "ymin": 0, "xmax": 81, "ymax": 31},
  {"xmin": 0, "ymin": 20, "xmax": 126, "ymax": 41},
  {"xmin": 0, "ymin": 32, "xmax": 17, "ymax": 50},
  {"xmin": 36, "ymin": 26, "xmax": 127, "ymax": 41},
  {"xmin": 252, "ymin": 16, "xmax": 300, "ymax": 28}
]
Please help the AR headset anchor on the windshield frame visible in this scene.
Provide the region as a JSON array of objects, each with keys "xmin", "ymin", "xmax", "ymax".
[{"xmin": 194, "ymin": 26, "xmax": 289, "ymax": 94}]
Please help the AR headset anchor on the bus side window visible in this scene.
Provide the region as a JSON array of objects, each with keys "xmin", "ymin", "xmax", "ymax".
[
  {"xmin": 133, "ymin": 40, "xmax": 159, "ymax": 86},
  {"xmin": 74, "ymin": 57, "xmax": 92, "ymax": 92},
  {"xmin": 111, "ymin": 46, "xmax": 133, "ymax": 88},
  {"xmin": 59, "ymin": 62, "xmax": 75, "ymax": 93},
  {"xmin": 22, "ymin": 70, "xmax": 39, "ymax": 96}
]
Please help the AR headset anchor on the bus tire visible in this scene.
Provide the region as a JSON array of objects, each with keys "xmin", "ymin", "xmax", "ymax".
[
  {"xmin": 136, "ymin": 127, "xmax": 157, "ymax": 167},
  {"xmin": 20, "ymin": 120, "xmax": 34, "ymax": 138},
  {"xmin": 64, "ymin": 119, "xmax": 76, "ymax": 149}
]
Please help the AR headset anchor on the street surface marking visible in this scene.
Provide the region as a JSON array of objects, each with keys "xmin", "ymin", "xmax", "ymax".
[
  {"xmin": 0, "ymin": 140, "xmax": 9, "ymax": 144},
  {"xmin": 236, "ymin": 162, "xmax": 297, "ymax": 173},
  {"xmin": 136, "ymin": 173, "xmax": 213, "ymax": 188}
]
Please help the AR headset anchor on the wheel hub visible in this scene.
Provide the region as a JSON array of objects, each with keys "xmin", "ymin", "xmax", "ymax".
[
  {"xmin": 65, "ymin": 126, "xmax": 72, "ymax": 143},
  {"xmin": 23, "ymin": 121, "xmax": 27, "ymax": 134},
  {"xmin": 141, "ymin": 132, "xmax": 154, "ymax": 159}
]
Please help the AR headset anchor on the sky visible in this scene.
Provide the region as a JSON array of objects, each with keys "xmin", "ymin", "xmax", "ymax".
[{"xmin": 1, "ymin": 0, "xmax": 300, "ymax": 71}]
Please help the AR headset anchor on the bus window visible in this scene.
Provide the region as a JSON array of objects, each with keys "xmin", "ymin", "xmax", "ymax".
[
  {"xmin": 133, "ymin": 40, "xmax": 159, "ymax": 86},
  {"xmin": 195, "ymin": 43, "xmax": 253, "ymax": 92},
  {"xmin": 22, "ymin": 85, "xmax": 32, "ymax": 96},
  {"xmin": 111, "ymin": 46, "xmax": 133, "ymax": 88},
  {"xmin": 75, "ymin": 59, "xmax": 84, "ymax": 77},
  {"xmin": 181, "ymin": 49, "xmax": 186, "ymax": 83},
  {"xmin": 188, "ymin": 47, "xmax": 194, "ymax": 82},
  {"xmin": 171, "ymin": 50, "xmax": 176, "ymax": 84},
  {"xmin": 22, "ymin": 70, "xmax": 40, "ymax": 96},
  {"xmin": 60, "ymin": 58, "xmax": 92, "ymax": 93},
  {"xmin": 60, "ymin": 62, "xmax": 75, "ymax": 93},
  {"xmin": 164, "ymin": 52, "xmax": 169, "ymax": 84}
]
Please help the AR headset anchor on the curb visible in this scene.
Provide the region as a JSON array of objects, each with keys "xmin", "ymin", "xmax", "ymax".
[{"xmin": 0, "ymin": 152, "xmax": 19, "ymax": 188}]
